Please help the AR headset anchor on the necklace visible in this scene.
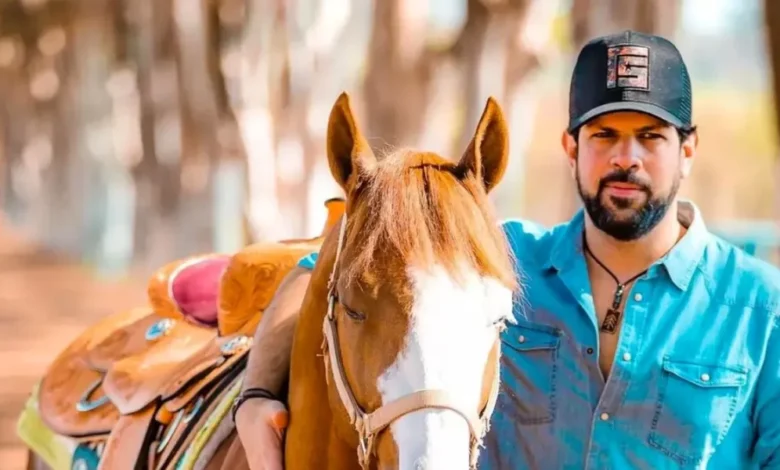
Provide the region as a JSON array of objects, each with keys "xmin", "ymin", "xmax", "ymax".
[{"xmin": 582, "ymin": 232, "xmax": 648, "ymax": 334}]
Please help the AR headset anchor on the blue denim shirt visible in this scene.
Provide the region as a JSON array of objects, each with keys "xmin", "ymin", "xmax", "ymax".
[{"xmin": 296, "ymin": 201, "xmax": 780, "ymax": 469}]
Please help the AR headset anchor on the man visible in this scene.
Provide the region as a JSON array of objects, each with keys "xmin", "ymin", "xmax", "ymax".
[{"xmin": 233, "ymin": 30, "xmax": 780, "ymax": 469}]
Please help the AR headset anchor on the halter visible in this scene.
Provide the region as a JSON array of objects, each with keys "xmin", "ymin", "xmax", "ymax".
[{"xmin": 321, "ymin": 215, "xmax": 502, "ymax": 469}]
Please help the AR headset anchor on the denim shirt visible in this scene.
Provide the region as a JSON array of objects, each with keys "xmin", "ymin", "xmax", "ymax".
[{"xmin": 296, "ymin": 201, "xmax": 780, "ymax": 469}]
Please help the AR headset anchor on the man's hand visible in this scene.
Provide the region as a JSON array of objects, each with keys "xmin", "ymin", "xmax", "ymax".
[{"xmin": 235, "ymin": 398, "xmax": 289, "ymax": 470}]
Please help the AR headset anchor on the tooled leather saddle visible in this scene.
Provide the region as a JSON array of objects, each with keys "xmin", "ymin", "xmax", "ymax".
[{"xmin": 20, "ymin": 198, "xmax": 344, "ymax": 470}]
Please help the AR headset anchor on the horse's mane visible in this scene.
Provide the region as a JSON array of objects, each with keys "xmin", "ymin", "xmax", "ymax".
[{"xmin": 343, "ymin": 149, "xmax": 517, "ymax": 292}]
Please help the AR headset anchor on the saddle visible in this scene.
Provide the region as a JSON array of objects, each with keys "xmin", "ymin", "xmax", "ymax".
[{"xmin": 25, "ymin": 198, "xmax": 345, "ymax": 470}]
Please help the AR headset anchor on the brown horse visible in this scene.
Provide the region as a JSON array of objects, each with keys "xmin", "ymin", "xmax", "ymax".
[{"xmin": 280, "ymin": 92, "xmax": 518, "ymax": 470}]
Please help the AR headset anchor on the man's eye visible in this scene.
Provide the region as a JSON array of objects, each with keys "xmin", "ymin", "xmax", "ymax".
[
  {"xmin": 592, "ymin": 132, "xmax": 614, "ymax": 139},
  {"xmin": 639, "ymin": 132, "xmax": 663, "ymax": 140}
]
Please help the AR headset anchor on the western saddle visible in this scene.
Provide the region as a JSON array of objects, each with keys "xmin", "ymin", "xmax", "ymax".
[{"xmin": 19, "ymin": 198, "xmax": 345, "ymax": 470}]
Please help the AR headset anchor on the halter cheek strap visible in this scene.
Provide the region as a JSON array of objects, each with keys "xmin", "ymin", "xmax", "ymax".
[{"xmin": 320, "ymin": 216, "xmax": 502, "ymax": 470}]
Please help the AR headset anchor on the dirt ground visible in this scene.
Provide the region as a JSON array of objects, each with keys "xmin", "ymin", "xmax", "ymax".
[{"xmin": 0, "ymin": 224, "xmax": 147, "ymax": 470}]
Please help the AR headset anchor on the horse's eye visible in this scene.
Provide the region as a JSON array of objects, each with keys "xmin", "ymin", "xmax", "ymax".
[{"xmin": 340, "ymin": 302, "xmax": 366, "ymax": 321}]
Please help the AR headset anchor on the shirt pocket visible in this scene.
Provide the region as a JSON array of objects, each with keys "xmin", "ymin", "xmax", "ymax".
[
  {"xmin": 497, "ymin": 321, "xmax": 561, "ymax": 425},
  {"xmin": 648, "ymin": 357, "xmax": 748, "ymax": 465}
]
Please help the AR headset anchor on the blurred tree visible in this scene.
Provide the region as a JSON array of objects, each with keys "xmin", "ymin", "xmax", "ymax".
[
  {"xmin": 764, "ymin": 0, "xmax": 780, "ymax": 214},
  {"xmin": 130, "ymin": 0, "xmax": 178, "ymax": 269},
  {"xmin": 571, "ymin": 0, "xmax": 679, "ymax": 46},
  {"xmin": 362, "ymin": 0, "xmax": 433, "ymax": 147},
  {"xmin": 236, "ymin": 0, "xmax": 289, "ymax": 243},
  {"xmin": 449, "ymin": 0, "xmax": 560, "ymax": 216},
  {"xmin": 0, "ymin": 0, "xmax": 75, "ymax": 249}
]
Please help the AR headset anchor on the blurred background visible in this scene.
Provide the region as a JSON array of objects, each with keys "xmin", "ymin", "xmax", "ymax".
[{"xmin": 2, "ymin": 0, "xmax": 780, "ymax": 467}]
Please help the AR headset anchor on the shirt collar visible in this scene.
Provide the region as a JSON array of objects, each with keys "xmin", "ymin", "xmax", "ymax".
[
  {"xmin": 659, "ymin": 200, "xmax": 708, "ymax": 290},
  {"xmin": 543, "ymin": 200, "xmax": 708, "ymax": 291}
]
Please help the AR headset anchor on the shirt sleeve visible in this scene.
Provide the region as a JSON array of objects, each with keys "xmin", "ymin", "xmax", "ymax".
[
  {"xmin": 753, "ymin": 315, "xmax": 780, "ymax": 468},
  {"xmin": 297, "ymin": 252, "xmax": 319, "ymax": 271}
]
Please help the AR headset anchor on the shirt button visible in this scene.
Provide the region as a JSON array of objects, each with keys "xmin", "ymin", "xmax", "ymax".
[
  {"xmin": 634, "ymin": 293, "xmax": 643, "ymax": 301},
  {"xmin": 600, "ymin": 412, "xmax": 609, "ymax": 421},
  {"xmin": 701, "ymin": 373, "xmax": 710, "ymax": 382},
  {"xmin": 586, "ymin": 347, "xmax": 594, "ymax": 355},
  {"xmin": 518, "ymin": 335, "xmax": 526, "ymax": 343},
  {"xmin": 622, "ymin": 352, "xmax": 632, "ymax": 361}
]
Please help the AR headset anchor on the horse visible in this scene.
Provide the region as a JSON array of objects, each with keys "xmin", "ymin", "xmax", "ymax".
[{"xmin": 277, "ymin": 92, "xmax": 519, "ymax": 470}]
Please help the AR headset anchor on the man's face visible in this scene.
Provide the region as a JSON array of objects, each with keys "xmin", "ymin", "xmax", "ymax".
[{"xmin": 561, "ymin": 111, "xmax": 697, "ymax": 241}]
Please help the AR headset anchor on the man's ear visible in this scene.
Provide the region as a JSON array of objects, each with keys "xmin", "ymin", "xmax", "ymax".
[
  {"xmin": 680, "ymin": 129, "xmax": 698, "ymax": 179},
  {"xmin": 561, "ymin": 129, "xmax": 578, "ymax": 179}
]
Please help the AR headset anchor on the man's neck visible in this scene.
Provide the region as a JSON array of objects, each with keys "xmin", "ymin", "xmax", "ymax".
[{"xmin": 583, "ymin": 206, "xmax": 686, "ymax": 280}]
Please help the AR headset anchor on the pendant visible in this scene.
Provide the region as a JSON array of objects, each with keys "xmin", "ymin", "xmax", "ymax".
[{"xmin": 601, "ymin": 308, "xmax": 621, "ymax": 334}]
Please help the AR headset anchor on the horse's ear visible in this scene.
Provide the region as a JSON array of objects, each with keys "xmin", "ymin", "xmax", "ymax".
[
  {"xmin": 326, "ymin": 92, "xmax": 376, "ymax": 192},
  {"xmin": 457, "ymin": 97, "xmax": 509, "ymax": 193}
]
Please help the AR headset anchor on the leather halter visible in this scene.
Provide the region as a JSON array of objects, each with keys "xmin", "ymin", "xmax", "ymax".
[{"xmin": 321, "ymin": 215, "xmax": 502, "ymax": 469}]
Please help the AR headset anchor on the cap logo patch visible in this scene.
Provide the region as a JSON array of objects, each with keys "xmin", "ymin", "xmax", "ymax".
[{"xmin": 606, "ymin": 45, "xmax": 649, "ymax": 90}]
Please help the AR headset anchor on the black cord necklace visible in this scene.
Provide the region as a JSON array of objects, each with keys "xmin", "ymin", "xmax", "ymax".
[{"xmin": 582, "ymin": 231, "xmax": 648, "ymax": 334}]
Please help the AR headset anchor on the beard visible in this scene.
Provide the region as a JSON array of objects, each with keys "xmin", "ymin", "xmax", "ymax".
[{"xmin": 576, "ymin": 163, "xmax": 680, "ymax": 241}]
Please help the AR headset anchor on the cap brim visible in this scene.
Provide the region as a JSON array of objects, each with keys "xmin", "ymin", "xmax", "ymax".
[{"xmin": 568, "ymin": 101, "xmax": 684, "ymax": 133}]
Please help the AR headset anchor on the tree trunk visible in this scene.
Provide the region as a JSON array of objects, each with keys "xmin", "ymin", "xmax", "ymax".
[
  {"xmin": 763, "ymin": 0, "xmax": 780, "ymax": 225},
  {"xmin": 70, "ymin": 0, "xmax": 121, "ymax": 268},
  {"xmin": 493, "ymin": 0, "xmax": 561, "ymax": 216},
  {"xmin": 237, "ymin": 0, "xmax": 287, "ymax": 242},
  {"xmin": 172, "ymin": 0, "xmax": 222, "ymax": 257},
  {"xmin": 132, "ymin": 0, "xmax": 163, "ymax": 265},
  {"xmin": 362, "ymin": 0, "xmax": 433, "ymax": 148}
]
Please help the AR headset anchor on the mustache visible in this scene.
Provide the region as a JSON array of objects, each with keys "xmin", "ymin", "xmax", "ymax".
[{"xmin": 598, "ymin": 170, "xmax": 651, "ymax": 193}]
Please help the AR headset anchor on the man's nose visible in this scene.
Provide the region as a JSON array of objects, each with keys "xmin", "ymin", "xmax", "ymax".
[{"xmin": 609, "ymin": 138, "xmax": 642, "ymax": 170}]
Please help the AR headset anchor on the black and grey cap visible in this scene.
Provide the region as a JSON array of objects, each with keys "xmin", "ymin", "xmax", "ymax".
[{"xmin": 567, "ymin": 30, "xmax": 693, "ymax": 133}]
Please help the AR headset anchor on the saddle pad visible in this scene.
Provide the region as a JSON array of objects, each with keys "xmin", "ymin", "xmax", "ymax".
[
  {"xmin": 38, "ymin": 307, "xmax": 153, "ymax": 437},
  {"xmin": 152, "ymin": 364, "xmax": 244, "ymax": 469},
  {"xmin": 102, "ymin": 319, "xmax": 217, "ymax": 414},
  {"xmin": 16, "ymin": 381, "xmax": 80, "ymax": 470},
  {"xmin": 175, "ymin": 376, "xmax": 244, "ymax": 470}
]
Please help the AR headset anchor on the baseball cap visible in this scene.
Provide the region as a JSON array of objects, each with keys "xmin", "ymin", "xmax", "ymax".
[{"xmin": 567, "ymin": 30, "xmax": 693, "ymax": 133}]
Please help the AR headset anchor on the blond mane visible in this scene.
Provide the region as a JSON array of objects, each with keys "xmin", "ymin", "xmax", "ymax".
[{"xmin": 342, "ymin": 148, "xmax": 517, "ymax": 292}]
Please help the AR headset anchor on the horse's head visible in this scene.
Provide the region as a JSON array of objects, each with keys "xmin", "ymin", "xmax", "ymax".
[{"xmin": 319, "ymin": 92, "xmax": 517, "ymax": 470}]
